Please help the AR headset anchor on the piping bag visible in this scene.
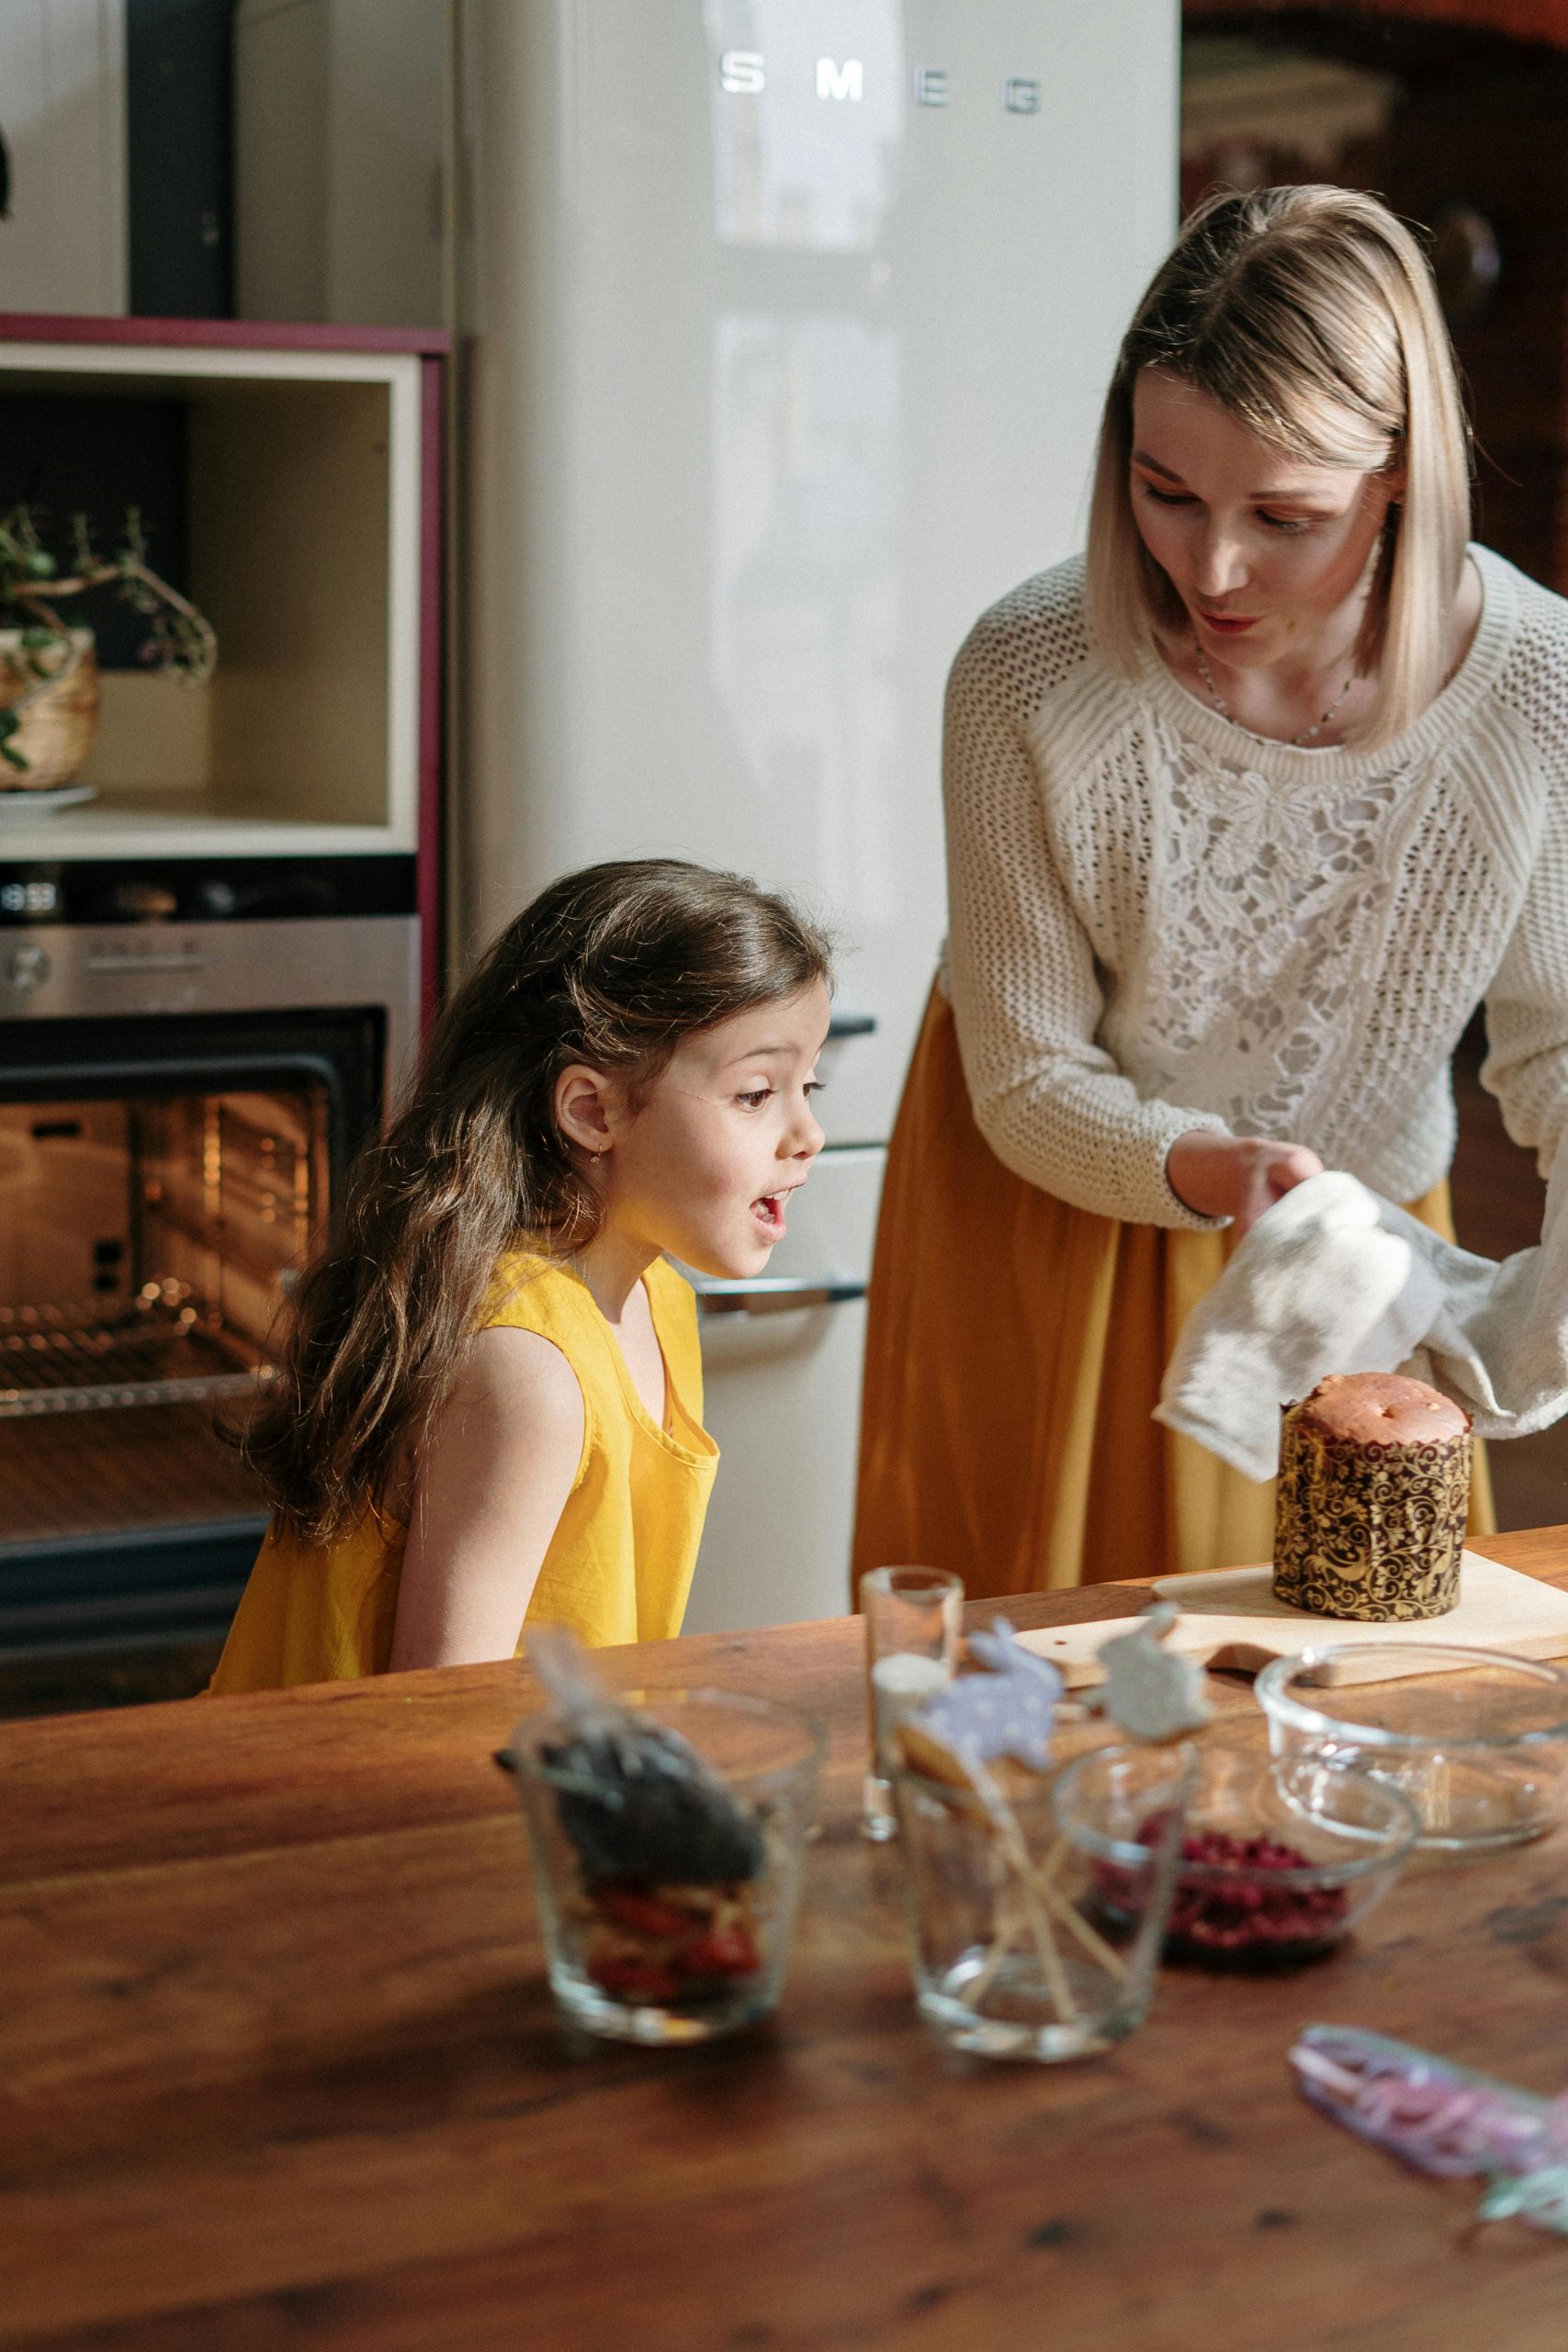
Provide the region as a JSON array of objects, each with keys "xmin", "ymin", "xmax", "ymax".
[
  {"xmin": 495, "ymin": 1625, "xmax": 763, "ymax": 1886},
  {"xmin": 1291, "ymin": 2025, "xmax": 1568, "ymax": 2233}
]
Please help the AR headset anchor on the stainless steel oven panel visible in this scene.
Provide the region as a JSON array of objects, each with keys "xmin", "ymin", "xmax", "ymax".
[{"xmin": 0, "ymin": 916, "xmax": 421, "ymax": 1102}]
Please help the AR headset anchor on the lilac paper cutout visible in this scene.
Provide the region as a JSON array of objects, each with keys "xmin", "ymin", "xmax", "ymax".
[{"xmin": 913, "ymin": 1618, "xmax": 1064, "ymax": 1771}]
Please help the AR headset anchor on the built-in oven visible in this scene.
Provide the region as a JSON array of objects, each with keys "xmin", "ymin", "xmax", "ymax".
[{"xmin": 0, "ymin": 855, "xmax": 419, "ymax": 1654}]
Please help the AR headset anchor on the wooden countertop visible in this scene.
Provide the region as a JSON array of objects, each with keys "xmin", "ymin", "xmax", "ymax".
[{"xmin": 6, "ymin": 1531, "xmax": 1568, "ymax": 2349}]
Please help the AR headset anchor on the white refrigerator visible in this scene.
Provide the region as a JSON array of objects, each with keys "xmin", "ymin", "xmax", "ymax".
[{"xmin": 457, "ymin": 0, "xmax": 1179, "ymax": 1630}]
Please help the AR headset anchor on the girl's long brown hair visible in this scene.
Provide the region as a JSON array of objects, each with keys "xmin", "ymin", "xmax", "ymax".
[{"xmin": 242, "ymin": 858, "xmax": 832, "ymax": 1542}]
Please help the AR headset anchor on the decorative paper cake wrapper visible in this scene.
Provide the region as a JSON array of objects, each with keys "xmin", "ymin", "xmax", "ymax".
[{"xmin": 1271, "ymin": 1408, "xmax": 1471, "ymax": 1622}]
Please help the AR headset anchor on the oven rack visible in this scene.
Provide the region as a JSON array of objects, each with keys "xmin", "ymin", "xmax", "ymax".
[{"xmin": 0, "ymin": 1296, "xmax": 276, "ymax": 1419}]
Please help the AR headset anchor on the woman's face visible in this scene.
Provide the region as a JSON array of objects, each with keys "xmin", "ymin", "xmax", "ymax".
[{"xmin": 1129, "ymin": 369, "xmax": 1398, "ymax": 671}]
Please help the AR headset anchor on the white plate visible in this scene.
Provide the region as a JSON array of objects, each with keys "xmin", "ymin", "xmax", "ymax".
[{"xmin": 0, "ymin": 783, "xmax": 97, "ymax": 814}]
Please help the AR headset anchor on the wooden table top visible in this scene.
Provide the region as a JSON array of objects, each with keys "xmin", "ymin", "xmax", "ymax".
[{"xmin": 6, "ymin": 1532, "xmax": 1568, "ymax": 2350}]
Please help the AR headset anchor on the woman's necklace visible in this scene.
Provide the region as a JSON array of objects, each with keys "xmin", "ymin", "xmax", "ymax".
[{"xmin": 1192, "ymin": 639, "xmax": 1358, "ymax": 747}]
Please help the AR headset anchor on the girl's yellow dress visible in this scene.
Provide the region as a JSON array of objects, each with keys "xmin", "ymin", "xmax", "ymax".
[
  {"xmin": 209, "ymin": 1251, "xmax": 717, "ymax": 1690},
  {"xmin": 851, "ymin": 988, "xmax": 1493, "ymax": 1600}
]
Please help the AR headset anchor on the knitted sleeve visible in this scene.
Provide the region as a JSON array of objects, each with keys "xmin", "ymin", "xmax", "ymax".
[
  {"xmin": 942, "ymin": 579, "xmax": 1230, "ymax": 1229},
  {"xmin": 1482, "ymin": 762, "xmax": 1568, "ymax": 1182}
]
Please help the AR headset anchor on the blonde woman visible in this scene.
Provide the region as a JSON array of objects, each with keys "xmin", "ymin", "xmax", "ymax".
[{"xmin": 851, "ymin": 184, "xmax": 1557, "ymax": 1598}]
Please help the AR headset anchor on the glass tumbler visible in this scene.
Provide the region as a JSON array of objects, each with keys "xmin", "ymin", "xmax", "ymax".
[
  {"xmin": 893, "ymin": 1744, "xmax": 1193, "ymax": 2062},
  {"xmin": 859, "ymin": 1565, "xmax": 964, "ymax": 1840},
  {"xmin": 507, "ymin": 1688, "xmax": 824, "ymax": 2046}
]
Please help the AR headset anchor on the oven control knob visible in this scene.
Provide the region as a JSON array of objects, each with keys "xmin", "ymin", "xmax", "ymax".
[
  {"xmin": 113, "ymin": 880, "xmax": 177, "ymax": 922},
  {"xmin": 5, "ymin": 943, "xmax": 51, "ymax": 992}
]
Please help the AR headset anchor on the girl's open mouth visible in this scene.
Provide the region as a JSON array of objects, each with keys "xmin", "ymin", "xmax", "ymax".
[{"xmin": 751, "ymin": 1193, "xmax": 786, "ymax": 1238}]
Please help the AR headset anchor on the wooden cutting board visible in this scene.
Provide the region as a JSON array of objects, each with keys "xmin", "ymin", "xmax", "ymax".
[{"xmin": 1015, "ymin": 1552, "xmax": 1568, "ymax": 1690}]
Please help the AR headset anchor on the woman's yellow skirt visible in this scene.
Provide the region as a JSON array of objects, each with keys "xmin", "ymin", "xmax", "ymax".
[{"xmin": 851, "ymin": 986, "xmax": 1493, "ymax": 1600}]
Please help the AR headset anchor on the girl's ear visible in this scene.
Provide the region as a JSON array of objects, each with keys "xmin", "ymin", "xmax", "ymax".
[{"xmin": 555, "ymin": 1063, "xmax": 617, "ymax": 1159}]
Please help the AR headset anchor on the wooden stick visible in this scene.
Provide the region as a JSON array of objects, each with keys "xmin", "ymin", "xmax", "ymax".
[
  {"xmin": 1015, "ymin": 1868, "xmax": 1079, "ymax": 2019},
  {"xmin": 973, "ymin": 1765, "xmax": 1077, "ymax": 2022},
  {"xmin": 958, "ymin": 1900, "xmax": 1023, "ymax": 2010},
  {"xmin": 977, "ymin": 1815, "xmax": 1129, "ymax": 1984},
  {"xmin": 1034, "ymin": 1832, "xmax": 1070, "ymax": 1892},
  {"xmin": 1039, "ymin": 1879, "xmax": 1130, "ymax": 1981}
]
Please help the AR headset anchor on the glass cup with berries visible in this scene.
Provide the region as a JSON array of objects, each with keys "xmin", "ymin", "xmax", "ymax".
[{"xmin": 505, "ymin": 1687, "xmax": 825, "ymax": 2045}]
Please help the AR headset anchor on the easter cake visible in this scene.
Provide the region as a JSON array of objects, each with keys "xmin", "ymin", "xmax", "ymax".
[{"xmin": 1272, "ymin": 1371, "xmax": 1472, "ymax": 1623}]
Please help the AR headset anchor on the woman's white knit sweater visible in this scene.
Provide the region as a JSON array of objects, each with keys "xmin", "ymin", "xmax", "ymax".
[{"xmin": 941, "ymin": 545, "xmax": 1568, "ymax": 1230}]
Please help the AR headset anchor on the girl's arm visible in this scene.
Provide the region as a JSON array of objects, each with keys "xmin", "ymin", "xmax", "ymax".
[{"xmin": 389, "ymin": 1326, "xmax": 585, "ymax": 1670}]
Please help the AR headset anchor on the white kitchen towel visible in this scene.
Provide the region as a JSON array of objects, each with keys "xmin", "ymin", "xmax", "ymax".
[{"xmin": 1155, "ymin": 1165, "xmax": 1568, "ymax": 1480}]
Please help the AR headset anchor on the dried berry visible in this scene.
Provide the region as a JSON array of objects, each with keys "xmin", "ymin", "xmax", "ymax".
[
  {"xmin": 582, "ymin": 1880, "xmax": 763, "ymax": 2008},
  {"xmin": 588, "ymin": 1954, "xmax": 682, "ymax": 2004},
  {"xmin": 674, "ymin": 1926, "xmax": 761, "ymax": 1981},
  {"xmin": 1097, "ymin": 1820, "xmax": 1349, "ymax": 1970},
  {"xmin": 593, "ymin": 1884, "xmax": 702, "ymax": 1939},
  {"xmin": 1165, "ymin": 1826, "xmax": 1348, "ymax": 1967}
]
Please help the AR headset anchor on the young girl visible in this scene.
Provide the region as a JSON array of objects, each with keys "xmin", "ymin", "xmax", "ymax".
[{"xmin": 209, "ymin": 858, "xmax": 831, "ymax": 1688}]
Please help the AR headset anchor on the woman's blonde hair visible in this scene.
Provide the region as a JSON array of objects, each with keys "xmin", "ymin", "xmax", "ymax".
[{"xmin": 1086, "ymin": 185, "xmax": 1472, "ymax": 748}]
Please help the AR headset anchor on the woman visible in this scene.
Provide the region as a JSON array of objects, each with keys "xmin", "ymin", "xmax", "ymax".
[{"xmin": 851, "ymin": 183, "xmax": 1568, "ymax": 1597}]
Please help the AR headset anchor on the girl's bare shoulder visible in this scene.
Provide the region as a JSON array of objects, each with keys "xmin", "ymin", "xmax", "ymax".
[
  {"xmin": 396, "ymin": 1326, "xmax": 585, "ymax": 1517},
  {"xmin": 461, "ymin": 1321, "xmax": 586, "ymax": 1426}
]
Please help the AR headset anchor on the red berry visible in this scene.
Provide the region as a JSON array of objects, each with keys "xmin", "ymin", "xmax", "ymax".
[
  {"xmin": 1093, "ymin": 1817, "xmax": 1349, "ymax": 1966},
  {"xmin": 674, "ymin": 1927, "xmax": 761, "ymax": 1980},
  {"xmin": 592, "ymin": 1883, "xmax": 694, "ymax": 1938},
  {"xmin": 589, "ymin": 1954, "xmax": 682, "ymax": 2002}
]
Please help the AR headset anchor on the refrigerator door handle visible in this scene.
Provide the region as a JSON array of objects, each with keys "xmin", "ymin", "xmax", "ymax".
[
  {"xmin": 826, "ymin": 1011, "xmax": 876, "ymax": 1040},
  {"xmin": 693, "ymin": 1273, "xmax": 868, "ymax": 1317}
]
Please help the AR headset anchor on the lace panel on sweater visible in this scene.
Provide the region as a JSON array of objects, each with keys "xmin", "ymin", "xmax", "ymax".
[{"xmin": 1149, "ymin": 733, "xmax": 1410, "ymax": 1131}]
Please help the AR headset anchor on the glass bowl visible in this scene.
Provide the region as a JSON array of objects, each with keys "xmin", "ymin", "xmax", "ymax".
[
  {"xmin": 1256, "ymin": 1645, "xmax": 1568, "ymax": 1853},
  {"xmin": 1066, "ymin": 1739, "xmax": 1417, "ymax": 1971}
]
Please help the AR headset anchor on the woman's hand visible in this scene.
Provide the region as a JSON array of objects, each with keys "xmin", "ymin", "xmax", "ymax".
[{"xmin": 1167, "ymin": 1131, "xmax": 1325, "ymax": 1235}]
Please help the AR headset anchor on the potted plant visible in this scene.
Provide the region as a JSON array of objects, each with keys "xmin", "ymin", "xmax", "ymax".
[{"xmin": 0, "ymin": 505, "xmax": 217, "ymax": 797}]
